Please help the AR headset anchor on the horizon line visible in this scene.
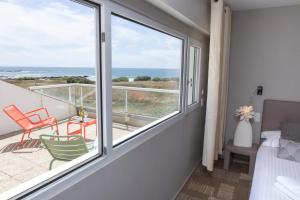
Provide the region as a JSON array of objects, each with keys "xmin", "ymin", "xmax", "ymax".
[{"xmin": 0, "ymin": 66, "xmax": 180, "ymax": 69}]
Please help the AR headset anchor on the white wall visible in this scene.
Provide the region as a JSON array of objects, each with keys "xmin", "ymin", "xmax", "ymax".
[
  {"xmin": 113, "ymin": 0, "xmax": 209, "ymax": 42},
  {"xmin": 226, "ymin": 5, "xmax": 300, "ymax": 143},
  {"xmin": 0, "ymin": 80, "xmax": 76, "ymax": 135},
  {"xmin": 146, "ymin": 0, "xmax": 210, "ymax": 34}
]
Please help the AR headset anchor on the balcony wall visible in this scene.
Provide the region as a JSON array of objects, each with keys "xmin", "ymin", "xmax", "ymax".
[{"xmin": 0, "ymin": 80, "xmax": 76, "ymax": 135}]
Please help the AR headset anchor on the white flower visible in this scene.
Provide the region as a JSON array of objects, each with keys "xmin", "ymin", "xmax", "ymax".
[{"xmin": 235, "ymin": 105, "xmax": 254, "ymax": 121}]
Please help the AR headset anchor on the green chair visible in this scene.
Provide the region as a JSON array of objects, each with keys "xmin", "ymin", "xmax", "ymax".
[{"xmin": 40, "ymin": 134, "xmax": 89, "ymax": 170}]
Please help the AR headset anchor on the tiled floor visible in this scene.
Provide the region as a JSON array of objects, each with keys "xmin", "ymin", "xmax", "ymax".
[
  {"xmin": 0, "ymin": 120, "xmax": 134, "ymax": 194},
  {"xmin": 177, "ymin": 160, "xmax": 252, "ymax": 200}
]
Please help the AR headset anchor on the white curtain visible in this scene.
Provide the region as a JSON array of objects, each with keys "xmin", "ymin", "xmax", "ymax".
[
  {"xmin": 216, "ymin": 6, "xmax": 231, "ymax": 159},
  {"xmin": 202, "ymin": 0, "xmax": 231, "ymax": 171}
]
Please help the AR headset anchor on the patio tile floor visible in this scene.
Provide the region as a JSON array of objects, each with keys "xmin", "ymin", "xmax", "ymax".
[{"xmin": 0, "ymin": 119, "xmax": 135, "ymax": 194}]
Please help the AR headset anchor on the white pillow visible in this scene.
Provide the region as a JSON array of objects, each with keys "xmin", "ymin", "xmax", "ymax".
[
  {"xmin": 261, "ymin": 130, "xmax": 281, "ymax": 139},
  {"xmin": 262, "ymin": 136, "xmax": 280, "ymax": 147}
]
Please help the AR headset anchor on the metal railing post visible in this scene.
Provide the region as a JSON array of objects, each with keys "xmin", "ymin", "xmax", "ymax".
[
  {"xmin": 68, "ymin": 86, "xmax": 72, "ymax": 104},
  {"xmin": 80, "ymin": 86, "xmax": 83, "ymax": 107},
  {"xmin": 125, "ymin": 88, "xmax": 129, "ymax": 129},
  {"xmin": 125, "ymin": 89, "xmax": 128, "ymax": 113}
]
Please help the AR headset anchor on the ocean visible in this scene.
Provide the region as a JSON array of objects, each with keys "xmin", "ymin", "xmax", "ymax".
[{"xmin": 0, "ymin": 67, "xmax": 180, "ymax": 79}]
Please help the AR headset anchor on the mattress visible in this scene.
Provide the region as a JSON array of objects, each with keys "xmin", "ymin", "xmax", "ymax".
[{"xmin": 250, "ymin": 146, "xmax": 300, "ymax": 200}]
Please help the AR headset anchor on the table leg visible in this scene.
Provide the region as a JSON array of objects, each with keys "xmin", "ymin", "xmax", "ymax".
[
  {"xmin": 224, "ymin": 150, "xmax": 231, "ymax": 170},
  {"xmin": 83, "ymin": 125, "xmax": 86, "ymax": 142},
  {"xmin": 249, "ymin": 153, "xmax": 256, "ymax": 177}
]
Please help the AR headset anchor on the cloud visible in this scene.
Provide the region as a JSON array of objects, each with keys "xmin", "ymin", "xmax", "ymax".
[
  {"xmin": 0, "ymin": 0, "xmax": 183, "ymax": 70},
  {"xmin": 111, "ymin": 15, "xmax": 183, "ymax": 69},
  {"xmin": 0, "ymin": 0, "xmax": 96, "ymax": 67}
]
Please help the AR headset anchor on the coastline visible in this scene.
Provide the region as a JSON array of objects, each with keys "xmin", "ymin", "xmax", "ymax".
[{"xmin": 2, "ymin": 76, "xmax": 179, "ymax": 90}]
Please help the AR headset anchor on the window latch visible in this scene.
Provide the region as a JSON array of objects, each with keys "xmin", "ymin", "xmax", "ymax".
[{"xmin": 101, "ymin": 32, "xmax": 105, "ymax": 43}]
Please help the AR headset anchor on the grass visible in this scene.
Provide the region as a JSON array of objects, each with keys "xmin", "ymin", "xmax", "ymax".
[{"xmin": 112, "ymin": 80, "xmax": 179, "ymax": 90}]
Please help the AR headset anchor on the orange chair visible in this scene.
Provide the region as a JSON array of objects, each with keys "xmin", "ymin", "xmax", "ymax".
[{"xmin": 3, "ymin": 104, "xmax": 59, "ymax": 144}]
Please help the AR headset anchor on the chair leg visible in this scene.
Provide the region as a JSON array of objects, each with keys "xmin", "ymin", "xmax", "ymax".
[
  {"xmin": 49, "ymin": 159, "xmax": 56, "ymax": 170},
  {"xmin": 19, "ymin": 131, "xmax": 27, "ymax": 145},
  {"xmin": 27, "ymin": 130, "xmax": 32, "ymax": 139},
  {"xmin": 55, "ymin": 120, "xmax": 59, "ymax": 135}
]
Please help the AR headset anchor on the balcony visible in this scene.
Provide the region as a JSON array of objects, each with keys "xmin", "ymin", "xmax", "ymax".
[{"xmin": 0, "ymin": 80, "xmax": 179, "ymax": 194}]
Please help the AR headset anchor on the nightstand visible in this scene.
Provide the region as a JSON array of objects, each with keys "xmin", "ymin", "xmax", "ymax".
[{"xmin": 224, "ymin": 140, "xmax": 258, "ymax": 177}]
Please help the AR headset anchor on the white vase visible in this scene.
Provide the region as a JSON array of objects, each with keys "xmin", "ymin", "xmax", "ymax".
[{"xmin": 233, "ymin": 120, "xmax": 253, "ymax": 147}]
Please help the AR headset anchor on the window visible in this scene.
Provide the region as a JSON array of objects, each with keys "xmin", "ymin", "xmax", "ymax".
[
  {"xmin": 0, "ymin": 0, "xmax": 201, "ymax": 197},
  {"xmin": 187, "ymin": 45, "xmax": 201, "ymax": 106},
  {"xmin": 111, "ymin": 14, "xmax": 183, "ymax": 145},
  {"xmin": 0, "ymin": 0, "xmax": 101, "ymax": 197}
]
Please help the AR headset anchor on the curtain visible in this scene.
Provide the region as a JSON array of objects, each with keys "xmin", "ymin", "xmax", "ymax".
[
  {"xmin": 202, "ymin": 0, "xmax": 231, "ymax": 171},
  {"xmin": 215, "ymin": 6, "xmax": 232, "ymax": 159}
]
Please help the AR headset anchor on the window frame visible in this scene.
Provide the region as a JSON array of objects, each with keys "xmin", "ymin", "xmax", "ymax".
[
  {"xmin": 0, "ymin": 0, "xmax": 104, "ymax": 199},
  {"xmin": 3, "ymin": 0, "xmax": 198, "ymax": 199},
  {"xmin": 186, "ymin": 38, "xmax": 203, "ymax": 112},
  {"xmin": 108, "ymin": 6, "xmax": 187, "ymax": 147}
]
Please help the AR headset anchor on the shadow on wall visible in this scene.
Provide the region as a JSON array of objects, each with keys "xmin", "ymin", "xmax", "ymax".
[{"xmin": 0, "ymin": 80, "xmax": 76, "ymax": 135}]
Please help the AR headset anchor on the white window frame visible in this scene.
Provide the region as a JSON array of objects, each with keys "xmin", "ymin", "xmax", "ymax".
[
  {"xmin": 109, "ymin": 5, "xmax": 187, "ymax": 147},
  {"xmin": 186, "ymin": 38, "xmax": 203, "ymax": 112},
  {"xmin": 3, "ymin": 1, "xmax": 195, "ymax": 199},
  {"xmin": 0, "ymin": 0, "xmax": 104, "ymax": 199}
]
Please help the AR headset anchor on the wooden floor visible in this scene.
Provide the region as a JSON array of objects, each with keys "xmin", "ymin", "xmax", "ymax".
[{"xmin": 176, "ymin": 160, "xmax": 252, "ymax": 200}]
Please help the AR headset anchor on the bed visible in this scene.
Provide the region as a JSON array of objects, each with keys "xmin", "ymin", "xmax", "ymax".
[{"xmin": 250, "ymin": 99, "xmax": 300, "ymax": 200}]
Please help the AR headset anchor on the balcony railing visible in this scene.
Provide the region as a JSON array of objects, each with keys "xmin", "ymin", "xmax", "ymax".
[
  {"xmin": 30, "ymin": 83, "xmax": 96, "ymax": 110},
  {"xmin": 29, "ymin": 83, "xmax": 180, "ymax": 127}
]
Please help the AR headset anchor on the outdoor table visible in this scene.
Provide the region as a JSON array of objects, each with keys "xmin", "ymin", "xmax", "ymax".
[{"xmin": 67, "ymin": 116, "xmax": 97, "ymax": 141}]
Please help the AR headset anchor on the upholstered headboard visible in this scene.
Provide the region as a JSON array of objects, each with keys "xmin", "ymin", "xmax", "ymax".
[{"xmin": 261, "ymin": 99, "xmax": 300, "ymax": 131}]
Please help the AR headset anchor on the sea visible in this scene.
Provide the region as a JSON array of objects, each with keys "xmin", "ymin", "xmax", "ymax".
[{"xmin": 0, "ymin": 67, "xmax": 180, "ymax": 80}]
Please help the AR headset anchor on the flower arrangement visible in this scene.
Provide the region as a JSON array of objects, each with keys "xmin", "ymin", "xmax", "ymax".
[{"xmin": 235, "ymin": 105, "xmax": 254, "ymax": 121}]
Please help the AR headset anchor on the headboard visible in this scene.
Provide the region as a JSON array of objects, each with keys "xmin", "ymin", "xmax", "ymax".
[{"xmin": 261, "ymin": 99, "xmax": 300, "ymax": 131}]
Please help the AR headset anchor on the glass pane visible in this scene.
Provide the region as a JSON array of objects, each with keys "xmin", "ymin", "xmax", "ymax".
[
  {"xmin": 0, "ymin": 0, "xmax": 100, "ymax": 195},
  {"xmin": 193, "ymin": 48, "xmax": 201, "ymax": 103},
  {"xmin": 188, "ymin": 45, "xmax": 201, "ymax": 106},
  {"xmin": 111, "ymin": 15, "xmax": 182, "ymax": 145},
  {"xmin": 188, "ymin": 47, "xmax": 195, "ymax": 105}
]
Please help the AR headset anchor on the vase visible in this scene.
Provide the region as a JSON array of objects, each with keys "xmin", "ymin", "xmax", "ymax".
[{"xmin": 233, "ymin": 120, "xmax": 253, "ymax": 147}]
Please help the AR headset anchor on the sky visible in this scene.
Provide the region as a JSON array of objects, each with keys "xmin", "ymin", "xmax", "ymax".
[{"xmin": 0, "ymin": 0, "xmax": 183, "ymax": 69}]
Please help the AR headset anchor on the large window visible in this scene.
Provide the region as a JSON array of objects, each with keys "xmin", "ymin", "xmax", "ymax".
[
  {"xmin": 111, "ymin": 14, "xmax": 183, "ymax": 145},
  {"xmin": 0, "ymin": 0, "xmax": 203, "ymax": 198},
  {"xmin": 187, "ymin": 45, "xmax": 201, "ymax": 106},
  {"xmin": 0, "ymin": 0, "xmax": 100, "ymax": 197}
]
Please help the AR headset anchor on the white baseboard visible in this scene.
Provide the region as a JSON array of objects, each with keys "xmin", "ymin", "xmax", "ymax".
[{"xmin": 172, "ymin": 160, "xmax": 201, "ymax": 200}]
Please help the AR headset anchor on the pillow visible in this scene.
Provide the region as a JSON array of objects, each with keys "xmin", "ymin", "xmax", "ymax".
[
  {"xmin": 261, "ymin": 130, "xmax": 281, "ymax": 139},
  {"xmin": 262, "ymin": 136, "xmax": 280, "ymax": 147},
  {"xmin": 278, "ymin": 139, "xmax": 300, "ymax": 162},
  {"xmin": 281, "ymin": 122, "xmax": 300, "ymax": 142}
]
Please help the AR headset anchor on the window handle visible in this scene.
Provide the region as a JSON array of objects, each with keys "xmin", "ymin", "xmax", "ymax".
[{"xmin": 188, "ymin": 78, "xmax": 193, "ymax": 87}]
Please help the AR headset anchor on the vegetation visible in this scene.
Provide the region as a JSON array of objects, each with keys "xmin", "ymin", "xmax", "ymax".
[
  {"xmin": 134, "ymin": 76, "xmax": 151, "ymax": 81},
  {"xmin": 152, "ymin": 77, "xmax": 161, "ymax": 81},
  {"xmin": 152, "ymin": 77, "xmax": 180, "ymax": 82},
  {"xmin": 112, "ymin": 80, "xmax": 179, "ymax": 90},
  {"xmin": 112, "ymin": 76, "xmax": 129, "ymax": 82},
  {"xmin": 16, "ymin": 77, "xmax": 38, "ymax": 80},
  {"xmin": 66, "ymin": 76, "xmax": 95, "ymax": 84}
]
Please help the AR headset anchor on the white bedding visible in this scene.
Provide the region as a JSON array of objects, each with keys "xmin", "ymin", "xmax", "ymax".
[{"xmin": 250, "ymin": 146, "xmax": 300, "ymax": 200}]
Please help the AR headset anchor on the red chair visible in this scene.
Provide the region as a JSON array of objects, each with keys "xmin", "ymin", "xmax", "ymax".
[{"xmin": 3, "ymin": 104, "xmax": 59, "ymax": 144}]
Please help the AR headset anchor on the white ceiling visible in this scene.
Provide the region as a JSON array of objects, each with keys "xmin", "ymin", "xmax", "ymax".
[{"xmin": 225, "ymin": 0, "xmax": 300, "ymax": 11}]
